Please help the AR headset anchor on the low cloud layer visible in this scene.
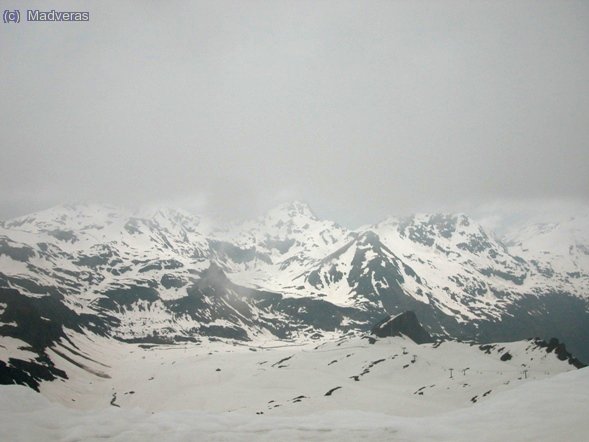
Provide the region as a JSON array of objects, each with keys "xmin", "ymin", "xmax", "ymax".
[{"xmin": 1, "ymin": 1, "xmax": 588, "ymax": 226}]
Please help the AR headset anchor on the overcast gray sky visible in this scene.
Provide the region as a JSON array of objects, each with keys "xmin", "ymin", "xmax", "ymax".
[{"xmin": 1, "ymin": 0, "xmax": 588, "ymax": 227}]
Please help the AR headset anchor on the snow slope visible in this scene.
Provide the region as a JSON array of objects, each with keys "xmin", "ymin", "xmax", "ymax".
[
  {"xmin": 0, "ymin": 335, "xmax": 586, "ymax": 442},
  {"xmin": 504, "ymin": 212, "xmax": 589, "ymax": 294},
  {"xmin": 1, "ymin": 201, "xmax": 588, "ymax": 362},
  {"xmin": 29, "ymin": 330, "xmax": 579, "ymax": 413}
]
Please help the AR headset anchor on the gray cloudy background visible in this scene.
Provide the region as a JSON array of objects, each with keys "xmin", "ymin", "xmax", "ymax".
[{"xmin": 1, "ymin": 0, "xmax": 588, "ymax": 227}]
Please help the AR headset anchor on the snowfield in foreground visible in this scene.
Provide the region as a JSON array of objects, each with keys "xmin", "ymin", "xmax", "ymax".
[
  {"xmin": 1, "ymin": 367, "xmax": 588, "ymax": 441},
  {"xmin": 1, "ymin": 333, "xmax": 587, "ymax": 441}
]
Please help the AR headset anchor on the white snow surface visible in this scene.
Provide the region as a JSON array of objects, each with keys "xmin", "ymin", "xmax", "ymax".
[
  {"xmin": 2, "ymin": 203, "xmax": 588, "ymax": 440},
  {"xmin": 504, "ymin": 212, "xmax": 589, "ymax": 289},
  {"xmin": 0, "ymin": 333, "xmax": 587, "ymax": 441}
]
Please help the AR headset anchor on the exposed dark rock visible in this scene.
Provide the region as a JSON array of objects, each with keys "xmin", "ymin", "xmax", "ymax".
[
  {"xmin": 533, "ymin": 337, "xmax": 586, "ymax": 369},
  {"xmin": 324, "ymin": 386, "xmax": 342, "ymax": 396},
  {"xmin": 110, "ymin": 393, "xmax": 120, "ymax": 407},
  {"xmin": 47, "ymin": 230, "xmax": 77, "ymax": 243},
  {"xmin": 160, "ymin": 274, "xmax": 185, "ymax": 289},
  {"xmin": 272, "ymin": 355, "xmax": 293, "ymax": 367},
  {"xmin": 0, "ymin": 286, "xmax": 114, "ymax": 389},
  {"xmin": 0, "ymin": 359, "xmax": 66, "ymax": 392},
  {"xmin": 478, "ymin": 344, "xmax": 496, "ymax": 354},
  {"xmin": 0, "ymin": 239, "xmax": 35, "ymax": 262},
  {"xmin": 371, "ymin": 311, "xmax": 434, "ymax": 344}
]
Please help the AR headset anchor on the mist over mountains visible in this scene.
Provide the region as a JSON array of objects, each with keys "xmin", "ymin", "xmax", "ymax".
[
  {"xmin": 2, "ymin": 2, "xmax": 588, "ymax": 439},
  {"xmin": 1, "ymin": 200, "xmax": 587, "ymax": 386}
]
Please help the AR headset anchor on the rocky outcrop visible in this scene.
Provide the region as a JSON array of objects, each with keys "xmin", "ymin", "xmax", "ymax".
[
  {"xmin": 533, "ymin": 337, "xmax": 586, "ymax": 369},
  {"xmin": 370, "ymin": 311, "xmax": 434, "ymax": 344}
]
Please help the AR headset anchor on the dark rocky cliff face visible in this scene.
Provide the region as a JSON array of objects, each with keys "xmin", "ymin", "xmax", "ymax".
[{"xmin": 371, "ymin": 311, "xmax": 434, "ymax": 344}]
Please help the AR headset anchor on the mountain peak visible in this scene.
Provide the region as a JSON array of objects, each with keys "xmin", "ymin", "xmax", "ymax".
[
  {"xmin": 4, "ymin": 203, "xmax": 126, "ymax": 232},
  {"xmin": 266, "ymin": 201, "xmax": 317, "ymax": 221}
]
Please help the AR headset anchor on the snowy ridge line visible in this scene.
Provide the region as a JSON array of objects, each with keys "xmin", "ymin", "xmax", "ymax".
[{"xmin": 0, "ymin": 201, "xmax": 588, "ymax": 362}]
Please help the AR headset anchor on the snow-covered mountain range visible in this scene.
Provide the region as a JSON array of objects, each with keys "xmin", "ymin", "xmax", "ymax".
[{"xmin": 1, "ymin": 201, "xmax": 588, "ymax": 389}]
